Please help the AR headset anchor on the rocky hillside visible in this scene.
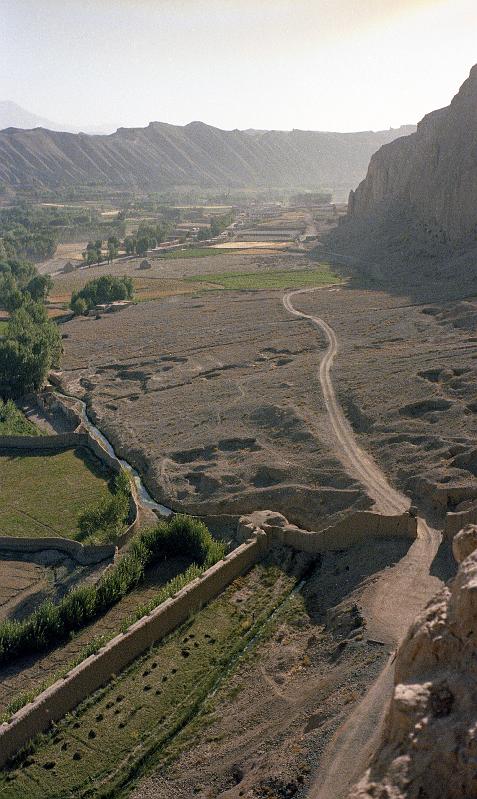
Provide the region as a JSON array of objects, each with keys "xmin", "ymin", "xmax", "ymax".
[
  {"xmin": 347, "ymin": 64, "xmax": 477, "ymax": 243},
  {"xmin": 0, "ymin": 121, "xmax": 414, "ymax": 195},
  {"xmin": 349, "ymin": 526, "xmax": 477, "ymax": 799}
]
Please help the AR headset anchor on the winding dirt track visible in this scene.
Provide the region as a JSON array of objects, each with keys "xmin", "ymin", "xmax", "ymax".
[
  {"xmin": 283, "ymin": 287, "xmax": 408, "ymax": 515},
  {"xmin": 282, "ymin": 287, "xmax": 443, "ymax": 799}
]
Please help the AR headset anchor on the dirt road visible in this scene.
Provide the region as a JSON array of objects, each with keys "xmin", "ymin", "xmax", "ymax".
[
  {"xmin": 282, "ymin": 287, "xmax": 443, "ymax": 799},
  {"xmin": 283, "ymin": 287, "xmax": 408, "ymax": 514}
]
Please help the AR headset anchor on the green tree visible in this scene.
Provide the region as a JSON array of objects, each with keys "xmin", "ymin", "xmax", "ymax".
[
  {"xmin": 124, "ymin": 236, "xmax": 136, "ymax": 256},
  {"xmin": 70, "ymin": 275, "xmax": 134, "ymax": 314},
  {"xmin": 135, "ymin": 236, "xmax": 149, "ymax": 257},
  {"xmin": 0, "ymin": 300, "xmax": 62, "ymax": 397},
  {"xmin": 70, "ymin": 296, "xmax": 88, "ymax": 316},
  {"xmin": 25, "ymin": 274, "xmax": 53, "ymax": 303},
  {"xmin": 107, "ymin": 236, "xmax": 120, "ymax": 264}
]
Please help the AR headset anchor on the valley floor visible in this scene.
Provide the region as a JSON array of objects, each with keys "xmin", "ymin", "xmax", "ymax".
[{"xmin": 2, "ymin": 241, "xmax": 474, "ymax": 797}]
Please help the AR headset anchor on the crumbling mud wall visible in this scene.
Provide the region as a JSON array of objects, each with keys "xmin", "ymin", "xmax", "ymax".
[
  {"xmin": 445, "ymin": 502, "xmax": 477, "ymax": 539},
  {"xmin": 0, "ymin": 536, "xmax": 116, "ymax": 566},
  {"xmin": 238, "ymin": 509, "xmax": 417, "ymax": 552}
]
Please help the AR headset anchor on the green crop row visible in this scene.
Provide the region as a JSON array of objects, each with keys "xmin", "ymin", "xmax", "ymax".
[{"xmin": 0, "ymin": 515, "xmax": 225, "ymax": 667}]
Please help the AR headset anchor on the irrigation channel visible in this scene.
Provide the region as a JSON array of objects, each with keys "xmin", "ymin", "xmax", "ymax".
[{"xmin": 53, "ymin": 388, "xmax": 173, "ymax": 517}]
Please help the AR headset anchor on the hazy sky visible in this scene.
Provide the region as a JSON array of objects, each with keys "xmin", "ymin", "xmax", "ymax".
[{"xmin": 1, "ymin": 0, "xmax": 476, "ymax": 132}]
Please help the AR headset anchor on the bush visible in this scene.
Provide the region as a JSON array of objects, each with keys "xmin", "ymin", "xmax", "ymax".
[
  {"xmin": 78, "ymin": 468, "xmax": 131, "ymax": 543},
  {"xmin": 0, "ymin": 398, "xmax": 41, "ymax": 435},
  {"xmin": 70, "ymin": 296, "xmax": 88, "ymax": 316},
  {"xmin": 0, "ymin": 515, "xmax": 225, "ymax": 666}
]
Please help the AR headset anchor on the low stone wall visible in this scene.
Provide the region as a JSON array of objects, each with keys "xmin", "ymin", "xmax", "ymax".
[
  {"xmin": 0, "ymin": 536, "xmax": 116, "ymax": 566},
  {"xmin": 0, "ymin": 532, "xmax": 268, "ymax": 767},
  {"xmin": 445, "ymin": 503, "xmax": 477, "ymax": 539},
  {"xmin": 238, "ymin": 509, "xmax": 417, "ymax": 553}
]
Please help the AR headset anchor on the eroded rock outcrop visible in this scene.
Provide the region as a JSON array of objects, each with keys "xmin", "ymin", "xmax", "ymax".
[
  {"xmin": 349, "ymin": 532, "xmax": 477, "ymax": 799},
  {"xmin": 347, "ymin": 64, "xmax": 477, "ymax": 244}
]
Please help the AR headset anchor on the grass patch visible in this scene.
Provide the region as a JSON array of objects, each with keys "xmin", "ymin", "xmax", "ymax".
[
  {"xmin": 0, "ymin": 400, "xmax": 41, "ymax": 436},
  {"xmin": 186, "ymin": 264, "xmax": 340, "ymax": 291},
  {"xmin": 0, "ymin": 562, "xmax": 296, "ymax": 798},
  {"xmin": 0, "ymin": 320, "xmax": 8, "ymax": 334},
  {"xmin": 157, "ymin": 247, "xmax": 240, "ymax": 260},
  {"xmin": 0, "ymin": 447, "xmax": 116, "ymax": 539}
]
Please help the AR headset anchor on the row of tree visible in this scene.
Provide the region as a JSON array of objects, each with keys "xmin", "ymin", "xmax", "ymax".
[
  {"xmin": 82, "ymin": 236, "xmax": 121, "ymax": 266},
  {"xmin": 197, "ymin": 211, "xmax": 234, "ymax": 241},
  {"xmin": 82, "ymin": 221, "xmax": 173, "ymax": 266},
  {"xmin": 0, "ymin": 204, "xmax": 57, "ymax": 263}
]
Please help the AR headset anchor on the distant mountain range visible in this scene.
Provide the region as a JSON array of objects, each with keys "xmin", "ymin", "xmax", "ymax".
[
  {"xmin": 0, "ymin": 101, "xmax": 62, "ymax": 132},
  {"xmin": 0, "ymin": 101, "xmax": 114, "ymax": 135},
  {"xmin": 0, "ymin": 107, "xmax": 415, "ymax": 197}
]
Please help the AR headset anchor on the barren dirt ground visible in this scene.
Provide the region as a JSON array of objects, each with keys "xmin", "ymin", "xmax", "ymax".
[
  {"xmin": 59, "ymin": 255, "xmax": 368, "ymax": 531},
  {"xmin": 54, "ymin": 248, "xmax": 474, "ymax": 797}
]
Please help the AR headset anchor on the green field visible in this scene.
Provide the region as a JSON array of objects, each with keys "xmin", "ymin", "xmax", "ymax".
[
  {"xmin": 187, "ymin": 264, "xmax": 339, "ymax": 290},
  {"xmin": 157, "ymin": 246, "xmax": 239, "ymax": 259},
  {"xmin": 0, "ymin": 563, "xmax": 297, "ymax": 799},
  {"xmin": 0, "ymin": 320, "xmax": 8, "ymax": 334},
  {"xmin": 0, "ymin": 447, "xmax": 116, "ymax": 539}
]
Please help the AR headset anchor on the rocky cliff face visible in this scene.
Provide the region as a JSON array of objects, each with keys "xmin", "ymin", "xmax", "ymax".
[
  {"xmin": 348, "ymin": 64, "xmax": 477, "ymax": 243},
  {"xmin": 349, "ymin": 526, "xmax": 477, "ymax": 799}
]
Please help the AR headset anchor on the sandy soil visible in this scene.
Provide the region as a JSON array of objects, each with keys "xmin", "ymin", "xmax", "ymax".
[{"xmin": 37, "ymin": 241, "xmax": 87, "ymax": 275}]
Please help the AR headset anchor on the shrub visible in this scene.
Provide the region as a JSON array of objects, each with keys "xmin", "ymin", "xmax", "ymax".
[
  {"xmin": 0, "ymin": 515, "xmax": 225, "ymax": 667},
  {"xmin": 70, "ymin": 296, "xmax": 88, "ymax": 316},
  {"xmin": 153, "ymin": 514, "xmax": 224, "ymax": 565},
  {"xmin": 78, "ymin": 468, "xmax": 131, "ymax": 543},
  {"xmin": 0, "ymin": 398, "xmax": 41, "ymax": 435}
]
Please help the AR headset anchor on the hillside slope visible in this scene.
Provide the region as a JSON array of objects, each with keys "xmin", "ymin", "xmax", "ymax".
[
  {"xmin": 346, "ymin": 64, "xmax": 477, "ymax": 243},
  {"xmin": 0, "ymin": 121, "xmax": 414, "ymax": 194}
]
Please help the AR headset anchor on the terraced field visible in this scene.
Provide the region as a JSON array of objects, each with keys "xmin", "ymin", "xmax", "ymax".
[
  {"xmin": 0, "ymin": 556, "xmax": 190, "ymax": 718},
  {"xmin": 0, "ymin": 561, "xmax": 298, "ymax": 799}
]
